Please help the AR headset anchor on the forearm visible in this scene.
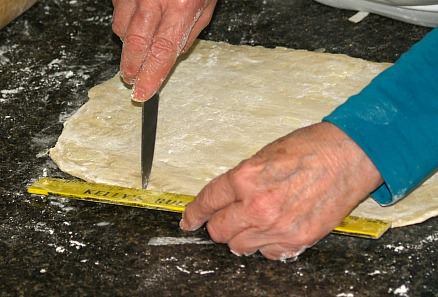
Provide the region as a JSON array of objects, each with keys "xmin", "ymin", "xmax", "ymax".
[{"xmin": 324, "ymin": 28, "xmax": 438, "ymax": 205}]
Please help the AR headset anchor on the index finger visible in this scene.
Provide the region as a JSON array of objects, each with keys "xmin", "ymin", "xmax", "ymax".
[
  {"xmin": 180, "ymin": 173, "xmax": 236, "ymax": 231},
  {"xmin": 131, "ymin": 8, "xmax": 200, "ymax": 101},
  {"xmin": 120, "ymin": 3, "xmax": 162, "ymax": 85}
]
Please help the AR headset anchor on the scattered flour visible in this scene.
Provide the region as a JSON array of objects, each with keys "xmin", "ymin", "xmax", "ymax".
[
  {"xmin": 1, "ymin": 87, "xmax": 24, "ymax": 95},
  {"xmin": 176, "ymin": 266, "xmax": 191, "ymax": 274},
  {"xmin": 53, "ymin": 70, "xmax": 74, "ymax": 79},
  {"xmin": 385, "ymin": 244, "xmax": 405, "ymax": 252},
  {"xmin": 393, "ymin": 284, "xmax": 409, "ymax": 296},
  {"xmin": 48, "ymin": 58, "xmax": 63, "ymax": 66},
  {"xmin": 148, "ymin": 237, "xmax": 213, "ymax": 246},
  {"xmin": 36, "ymin": 149, "xmax": 49, "ymax": 158},
  {"xmin": 368, "ymin": 270, "xmax": 381, "ymax": 276},
  {"xmin": 0, "ymin": 46, "xmax": 11, "ymax": 64},
  {"xmin": 385, "ymin": 231, "xmax": 438, "ymax": 253},
  {"xmin": 408, "ymin": 231, "xmax": 438, "ymax": 250},
  {"xmin": 195, "ymin": 270, "xmax": 215, "ymax": 275},
  {"xmin": 34, "ymin": 222, "xmax": 55, "ymax": 235},
  {"xmin": 55, "ymin": 246, "xmax": 66, "ymax": 253},
  {"xmin": 48, "ymin": 196, "xmax": 76, "ymax": 212},
  {"xmin": 161, "ymin": 256, "xmax": 178, "ymax": 262},
  {"xmin": 69, "ymin": 240, "xmax": 86, "ymax": 249},
  {"xmin": 175, "ymin": 266, "xmax": 215, "ymax": 275}
]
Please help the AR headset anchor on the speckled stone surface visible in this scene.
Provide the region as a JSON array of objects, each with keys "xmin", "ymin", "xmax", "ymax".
[{"xmin": 0, "ymin": 0, "xmax": 436, "ymax": 296}]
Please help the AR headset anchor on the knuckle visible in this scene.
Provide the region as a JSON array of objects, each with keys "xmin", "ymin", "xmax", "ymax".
[
  {"xmin": 247, "ymin": 196, "xmax": 279, "ymax": 226},
  {"xmin": 150, "ymin": 37, "xmax": 177, "ymax": 64},
  {"xmin": 197, "ymin": 185, "xmax": 214, "ymax": 212},
  {"xmin": 177, "ymin": 0, "xmax": 199, "ymax": 9},
  {"xmin": 120, "ymin": 59, "xmax": 140, "ymax": 80},
  {"xmin": 124, "ymin": 34, "xmax": 149, "ymax": 53},
  {"xmin": 234, "ymin": 158, "xmax": 256, "ymax": 175},
  {"xmin": 230, "ymin": 158, "xmax": 263, "ymax": 190},
  {"xmin": 206, "ymin": 222, "xmax": 225, "ymax": 243},
  {"xmin": 198, "ymin": 176, "xmax": 229, "ymax": 212}
]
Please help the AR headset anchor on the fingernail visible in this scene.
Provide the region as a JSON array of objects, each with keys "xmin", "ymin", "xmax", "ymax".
[
  {"xmin": 179, "ymin": 218, "xmax": 188, "ymax": 230},
  {"xmin": 230, "ymin": 249, "xmax": 242, "ymax": 257},
  {"xmin": 279, "ymin": 255, "xmax": 298, "ymax": 263},
  {"xmin": 278, "ymin": 247, "xmax": 307, "ymax": 262},
  {"xmin": 179, "ymin": 219, "xmax": 202, "ymax": 232},
  {"xmin": 120, "ymin": 72, "xmax": 135, "ymax": 85},
  {"xmin": 243, "ymin": 251, "xmax": 256, "ymax": 257},
  {"xmin": 131, "ymin": 88, "xmax": 147, "ymax": 102},
  {"xmin": 295, "ymin": 246, "xmax": 307, "ymax": 256}
]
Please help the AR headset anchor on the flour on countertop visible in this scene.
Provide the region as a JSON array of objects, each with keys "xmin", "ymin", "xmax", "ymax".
[
  {"xmin": 393, "ymin": 285, "xmax": 409, "ymax": 297},
  {"xmin": 148, "ymin": 237, "xmax": 214, "ymax": 246},
  {"xmin": 368, "ymin": 270, "xmax": 382, "ymax": 276},
  {"xmin": 69, "ymin": 240, "xmax": 86, "ymax": 249}
]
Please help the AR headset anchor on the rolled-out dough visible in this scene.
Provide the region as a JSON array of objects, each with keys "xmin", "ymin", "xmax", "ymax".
[{"xmin": 50, "ymin": 40, "xmax": 438, "ymax": 228}]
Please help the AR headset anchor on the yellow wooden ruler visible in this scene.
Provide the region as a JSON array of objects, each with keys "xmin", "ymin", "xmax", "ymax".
[{"xmin": 28, "ymin": 177, "xmax": 391, "ymax": 239}]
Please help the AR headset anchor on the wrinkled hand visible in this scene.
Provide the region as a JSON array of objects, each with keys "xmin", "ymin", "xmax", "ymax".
[
  {"xmin": 112, "ymin": 0, "xmax": 217, "ymax": 101},
  {"xmin": 180, "ymin": 122, "xmax": 383, "ymax": 260}
]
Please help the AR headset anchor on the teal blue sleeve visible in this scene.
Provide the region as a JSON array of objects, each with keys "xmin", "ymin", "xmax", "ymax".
[{"xmin": 323, "ymin": 28, "xmax": 438, "ymax": 206}]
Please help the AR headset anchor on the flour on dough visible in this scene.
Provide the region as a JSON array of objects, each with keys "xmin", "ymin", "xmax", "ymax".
[{"xmin": 50, "ymin": 40, "xmax": 437, "ymax": 228}]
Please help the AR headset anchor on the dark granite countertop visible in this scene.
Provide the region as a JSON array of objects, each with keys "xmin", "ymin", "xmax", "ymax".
[{"xmin": 0, "ymin": 0, "xmax": 436, "ymax": 296}]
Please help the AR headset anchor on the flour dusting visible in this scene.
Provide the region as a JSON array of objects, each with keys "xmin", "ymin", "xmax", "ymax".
[{"xmin": 148, "ymin": 237, "xmax": 213, "ymax": 246}]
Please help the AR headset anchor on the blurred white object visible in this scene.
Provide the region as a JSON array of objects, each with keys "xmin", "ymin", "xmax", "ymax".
[
  {"xmin": 349, "ymin": 11, "xmax": 370, "ymax": 23},
  {"xmin": 315, "ymin": 0, "xmax": 438, "ymax": 26}
]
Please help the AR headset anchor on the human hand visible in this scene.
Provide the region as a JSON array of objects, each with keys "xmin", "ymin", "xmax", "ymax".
[
  {"xmin": 112, "ymin": 0, "xmax": 217, "ymax": 101},
  {"xmin": 180, "ymin": 122, "xmax": 383, "ymax": 260}
]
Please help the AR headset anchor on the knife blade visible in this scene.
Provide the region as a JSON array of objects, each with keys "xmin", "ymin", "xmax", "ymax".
[{"xmin": 141, "ymin": 93, "xmax": 159, "ymax": 189}]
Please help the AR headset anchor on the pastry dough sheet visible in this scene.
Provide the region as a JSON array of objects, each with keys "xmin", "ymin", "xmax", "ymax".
[{"xmin": 50, "ymin": 40, "xmax": 438, "ymax": 228}]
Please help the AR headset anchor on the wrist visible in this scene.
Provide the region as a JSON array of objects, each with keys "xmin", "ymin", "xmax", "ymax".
[
  {"xmin": 320, "ymin": 122, "xmax": 383, "ymax": 193},
  {"xmin": 316, "ymin": 122, "xmax": 384, "ymax": 197}
]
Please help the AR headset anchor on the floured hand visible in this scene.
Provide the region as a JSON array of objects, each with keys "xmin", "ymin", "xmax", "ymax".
[
  {"xmin": 112, "ymin": 0, "xmax": 217, "ymax": 101},
  {"xmin": 180, "ymin": 122, "xmax": 383, "ymax": 260}
]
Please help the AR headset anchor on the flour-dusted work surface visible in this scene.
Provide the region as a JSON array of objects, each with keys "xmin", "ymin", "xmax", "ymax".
[{"xmin": 0, "ymin": 0, "xmax": 436, "ymax": 296}]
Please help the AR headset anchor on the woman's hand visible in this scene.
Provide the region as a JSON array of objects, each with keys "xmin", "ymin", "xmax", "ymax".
[
  {"xmin": 181, "ymin": 122, "xmax": 383, "ymax": 260},
  {"xmin": 112, "ymin": 0, "xmax": 217, "ymax": 100}
]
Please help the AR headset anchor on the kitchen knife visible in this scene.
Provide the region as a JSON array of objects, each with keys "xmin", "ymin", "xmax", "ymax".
[{"xmin": 141, "ymin": 93, "xmax": 159, "ymax": 189}]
